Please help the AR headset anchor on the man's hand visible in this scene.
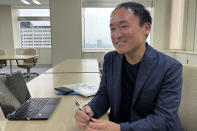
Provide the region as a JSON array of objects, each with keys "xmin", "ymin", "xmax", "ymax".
[
  {"xmin": 74, "ymin": 105, "xmax": 94, "ymax": 130},
  {"xmin": 87, "ymin": 119, "xmax": 120, "ymax": 131}
]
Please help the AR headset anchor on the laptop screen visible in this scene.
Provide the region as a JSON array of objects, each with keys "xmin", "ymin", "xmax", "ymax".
[{"xmin": 0, "ymin": 72, "xmax": 31, "ymax": 117}]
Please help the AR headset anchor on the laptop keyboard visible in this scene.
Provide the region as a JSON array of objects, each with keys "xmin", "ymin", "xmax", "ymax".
[{"xmin": 15, "ymin": 98, "xmax": 49, "ymax": 118}]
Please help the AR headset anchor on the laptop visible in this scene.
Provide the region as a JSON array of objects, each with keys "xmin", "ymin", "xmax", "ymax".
[{"xmin": 0, "ymin": 72, "xmax": 61, "ymax": 120}]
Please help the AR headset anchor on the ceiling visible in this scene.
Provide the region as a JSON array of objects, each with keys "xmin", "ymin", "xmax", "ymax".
[{"xmin": 0, "ymin": 0, "xmax": 49, "ymax": 8}]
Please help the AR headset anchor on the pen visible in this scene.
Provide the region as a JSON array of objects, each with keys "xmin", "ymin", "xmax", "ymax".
[{"xmin": 75, "ymin": 99, "xmax": 93, "ymax": 122}]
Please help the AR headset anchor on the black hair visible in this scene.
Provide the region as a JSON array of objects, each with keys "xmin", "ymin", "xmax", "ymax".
[{"xmin": 111, "ymin": 2, "xmax": 152, "ymax": 27}]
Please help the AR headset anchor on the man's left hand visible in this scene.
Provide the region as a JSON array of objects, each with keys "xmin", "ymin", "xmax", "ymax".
[{"xmin": 87, "ymin": 119, "xmax": 120, "ymax": 131}]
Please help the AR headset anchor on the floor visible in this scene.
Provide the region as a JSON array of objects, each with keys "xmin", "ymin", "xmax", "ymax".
[{"xmin": 0, "ymin": 65, "xmax": 52, "ymax": 82}]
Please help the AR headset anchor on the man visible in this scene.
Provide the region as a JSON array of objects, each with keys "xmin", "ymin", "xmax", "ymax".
[{"xmin": 75, "ymin": 2, "xmax": 183, "ymax": 131}]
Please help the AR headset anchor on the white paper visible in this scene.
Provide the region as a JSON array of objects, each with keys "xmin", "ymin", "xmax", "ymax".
[{"xmin": 62, "ymin": 83, "xmax": 99, "ymax": 97}]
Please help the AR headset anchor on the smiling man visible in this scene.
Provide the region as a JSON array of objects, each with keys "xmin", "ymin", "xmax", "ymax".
[{"xmin": 75, "ymin": 2, "xmax": 183, "ymax": 131}]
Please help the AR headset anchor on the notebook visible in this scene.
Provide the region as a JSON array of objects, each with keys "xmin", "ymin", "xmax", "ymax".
[{"xmin": 0, "ymin": 72, "xmax": 61, "ymax": 120}]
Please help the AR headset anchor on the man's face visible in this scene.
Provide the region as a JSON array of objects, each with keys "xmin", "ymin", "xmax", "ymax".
[{"xmin": 110, "ymin": 8, "xmax": 150, "ymax": 54}]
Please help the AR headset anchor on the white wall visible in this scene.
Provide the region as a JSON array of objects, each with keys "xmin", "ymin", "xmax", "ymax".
[
  {"xmin": 0, "ymin": 5, "xmax": 15, "ymax": 55},
  {"xmin": 11, "ymin": 8, "xmax": 21, "ymax": 49},
  {"xmin": 50, "ymin": 0, "xmax": 82, "ymax": 66},
  {"xmin": 152, "ymin": 0, "xmax": 172, "ymax": 50},
  {"xmin": 185, "ymin": 0, "xmax": 196, "ymax": 51},
  {"xmin": 169, "ymin": 0, "xmax": 187, "ymax": 50}
]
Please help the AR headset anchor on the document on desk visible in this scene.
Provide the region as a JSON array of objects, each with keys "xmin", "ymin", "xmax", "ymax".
[{"xmin": 61, "ymin": 83, "xmax": 99, "ymax": 97}]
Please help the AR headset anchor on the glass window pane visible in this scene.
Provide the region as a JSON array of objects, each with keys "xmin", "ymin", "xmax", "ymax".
[
  {"xmin": 19, "ymin": 9, "xmax": 50, "ymax": 17},
  {"xmin": 84, "ymin": 8, "xmax": 114, "ymax": 49},
  {"xmin": 20, "ymin": 21, "xmax": 51, "ymax": 48}
]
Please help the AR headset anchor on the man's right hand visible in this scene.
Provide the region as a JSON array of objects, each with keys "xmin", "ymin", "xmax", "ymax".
[{"xmin": 74, "ymin": 105, "xmax": 94, "ymax": 130}]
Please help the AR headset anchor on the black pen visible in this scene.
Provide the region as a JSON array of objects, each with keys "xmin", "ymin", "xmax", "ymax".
[{"xmin": 75, "ymin": 99, "xmax": 93, "ymax": 122}]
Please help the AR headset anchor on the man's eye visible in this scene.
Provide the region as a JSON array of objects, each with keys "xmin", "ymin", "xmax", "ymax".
[
  {"xmin": 120, "ymin": 25, "xmax": 128, "ymax": 28},
  {"xmin": 110, "ymin": 27, "xmax": 115, "ymax": 31}
]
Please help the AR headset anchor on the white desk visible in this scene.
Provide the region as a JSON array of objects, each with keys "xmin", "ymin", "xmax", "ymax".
[{"xmin": 45, "ymin": 59, "xmax": 100, "ymax": 74}]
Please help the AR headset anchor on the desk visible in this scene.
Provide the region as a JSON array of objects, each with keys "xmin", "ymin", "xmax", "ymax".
[
  {"xmin": 0, "ymin": 73, "xmax": 107, "ymax": 131},
  {"xmin": 0, "ymin": 55, "xmax": 38, "ymax": 74},
  {"xmin": 45, "ymin": 59, "xmax": 99, "ymax": 74}
]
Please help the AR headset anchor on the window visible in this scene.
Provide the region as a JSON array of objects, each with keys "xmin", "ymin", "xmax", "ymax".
[
  {"xmin": 83, "ymin": 8, "xmax": 114, "ymax": 49},
  {"xmin": 19, "ymin": 9, "xmax": 51, "ymax": 48},
  {"xmin": 83, "ymin": 7, "xmax": 152, "ymax": 51}
]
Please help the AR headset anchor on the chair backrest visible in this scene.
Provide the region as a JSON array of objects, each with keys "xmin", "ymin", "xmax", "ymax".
[
  {"xmin": 23, "ymin": 48, "xmax": 38, "ymax": 63},
  {"xmin": 24, "ymin": 48, "xmax": 37, "ymax": 55},
  {"xmin": 0, "ymin": 49, "xmax": 7, "ymax": 67},
  {"xmin": 98, "ymin": 52, "xmax": 106, "ymax": 74},
  {"xmin": 0, "ymin": 62, "xmax": 6, "ymax": 68},
  {"xmin": 0, "ymin": 49, "xmax": 7, "ymax": 55},
  {"xmin": 178, "ymin": 64, "xmax": 197, "ymax": 130}
]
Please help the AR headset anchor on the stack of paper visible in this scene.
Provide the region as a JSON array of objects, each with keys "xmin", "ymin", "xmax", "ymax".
[{"xmin": 62, "ymin": 83, "xmax": 99, "ymax": 97}]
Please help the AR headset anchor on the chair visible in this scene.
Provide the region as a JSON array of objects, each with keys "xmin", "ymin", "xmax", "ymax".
[
  {"xmin": 0, "ymin": 49, "xmax": 7, "ymax": 75},
  {"xmin": 178, "ymin": 64, "xmax": 197, "ymax": 130},
  {"xmin": 98, "ymin": 52, "xmax": 105, "ymax": 76},
  {"xmin": 16, "ymin": 48, "xmax": 39, "ymax": 78}
]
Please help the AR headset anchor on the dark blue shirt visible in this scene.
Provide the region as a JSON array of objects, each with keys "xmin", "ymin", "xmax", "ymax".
[{"xmin": 117, "ymin": 55, "xmax": 141, "ymax": 123}]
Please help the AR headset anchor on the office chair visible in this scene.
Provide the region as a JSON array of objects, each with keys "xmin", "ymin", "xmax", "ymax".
[
  {"xmin": 178, "ymin": 64, "xmax": 197, "ymax": 130},
  {"xmin": 16, "ymin": 48, "xmax": 39, "ymax": 78},
  {"xmin": 98, "ymin": 52, "xmax": 106, "ymax": 76},
  {"xmin": 0, "ymin": 49, "xmax": 7, "ymax": 75}
]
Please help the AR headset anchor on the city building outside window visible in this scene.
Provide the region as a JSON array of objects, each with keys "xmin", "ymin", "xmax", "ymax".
[{"xmin": 19, "ymin": 9, "xmax": 51, "ymax": 48}]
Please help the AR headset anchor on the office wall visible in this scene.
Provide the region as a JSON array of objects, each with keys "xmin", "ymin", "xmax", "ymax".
[
  {"xmin": 185, "ymin": 0, "xmax": 196, "ymax": 51},
  {"xmin": 50, "ymin": 0, "xmax": 82, "ymax": 66},
  {"xmin": 152, "ymin": 0, "xmax": 172, "ymax": 50},
  {"xmin": 169, "ymin": 0, "xmax": 187, "ymax": 50},
  {"xmin": 152, "ymin": 0, "xmax": 188, "ymax": 51},
  {"xmin": 11, "ymin": 8, "xmax": 21, "ymax": 49},
  {"xmin": 0, "ymin": 5, "xmax": 15, "ymax": 55}
]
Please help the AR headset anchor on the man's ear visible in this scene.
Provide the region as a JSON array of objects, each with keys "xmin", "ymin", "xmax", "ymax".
[{"xmin": 143, "ymin": 22, "xmax": 151, "ymax": 36}]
